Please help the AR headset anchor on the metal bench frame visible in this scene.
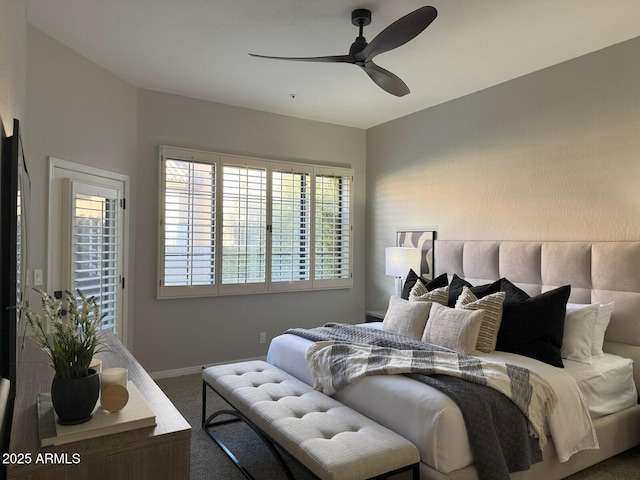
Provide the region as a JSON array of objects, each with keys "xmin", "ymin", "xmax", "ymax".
[{"xmin": 202, "ymin": 378, "xmax": 419, "ymax": 480}]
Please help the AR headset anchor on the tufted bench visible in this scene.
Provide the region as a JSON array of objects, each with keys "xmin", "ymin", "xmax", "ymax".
[{"xmin": 202, "ymin": 360, "xmax": 420, "ymax": 480}]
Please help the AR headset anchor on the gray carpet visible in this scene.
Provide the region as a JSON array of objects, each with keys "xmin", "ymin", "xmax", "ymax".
[
  {"xmin": 155, "ymin": 373, "xmax": 640, "ymax": 480},
  {"xmin": 156, "ymin": 373, "xmax": 314, "ymax": 480}
]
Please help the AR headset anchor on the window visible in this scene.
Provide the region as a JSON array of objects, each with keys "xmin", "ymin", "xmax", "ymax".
[
  {"xmin": 271, "ymin": 165, "xmax": 311, "ymax": 287},
  {"xmin": 222, "ymin": 162, "xmax": 267, "ymax": 289},
  {"xmin": 63, "ymin": 179, "xmax": 125, "ymax": 334},
  {"xmin": 158, "ymin": 147, "xmax": 353, "ymax": 298},
  {"xmin": 315, "ymin": 170, "xmax": 351, "ymax": 285},
  {"xmin": 49, "ymin": 158, "xmax": 129, "ymax": 341},
  {"xmin": 163, "ymin": 158, "xmax": 216, "ymax": 287}
]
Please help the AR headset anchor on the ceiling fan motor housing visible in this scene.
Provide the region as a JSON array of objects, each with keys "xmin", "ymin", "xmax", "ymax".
[
  {"xmin": 350, "ymin": 9, "xmax": 371, "ymax": 59},
  {"xmin": 351, "ymin": 9, "xmax": 372, "ymax": 27}
]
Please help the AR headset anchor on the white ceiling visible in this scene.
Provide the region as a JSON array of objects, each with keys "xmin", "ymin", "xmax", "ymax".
[{"xmin": 26, "ymin": 0, "xmax": 640, "ymax": 129}]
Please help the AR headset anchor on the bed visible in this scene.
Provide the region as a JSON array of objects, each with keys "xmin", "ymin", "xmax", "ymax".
[{"xmin": 266, "ymin": 240, "xmax": 640, "ymax": 479}]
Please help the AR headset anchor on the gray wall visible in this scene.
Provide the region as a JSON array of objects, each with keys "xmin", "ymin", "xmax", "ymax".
[
  {"xmin": 135, "ymin": 90, "xmax": 366, "ymax": 373},
  {"xmin": 25, "ymin": 26, "xmax": 138, "ymax": 343},
  {"xmin": 21, "ymin": 19, "xmax": 640, "ymax": 373},
  {"xmin": 366, "ymin": 36, "xmax": 640, "ymax": 311},
  {"xmin": 0, "ymin": 0, "xmax": 26, "ymax": 136},
  {"xmin": 24, "ymin": 26, "xmax": 366, "ymax": 375}
]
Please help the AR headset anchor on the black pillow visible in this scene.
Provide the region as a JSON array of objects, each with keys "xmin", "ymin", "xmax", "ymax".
[
  {"xmin": 496, "ymin": 285, "xmax": 571, "ymax": 368},
  {"xmin": 447, "ymin": 274, "xmax": 503, "ymax": 307},
  {"xmin": 499, "ymin": 278, "xmax": 531, "ymax": 302},
  {"xmin": 401, "ymin": 270, "xmax": 448, "ymax": 300}
]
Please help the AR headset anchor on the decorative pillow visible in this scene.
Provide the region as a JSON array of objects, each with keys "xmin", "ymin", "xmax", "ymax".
[
  {"xmin": 447, "ymin": 274, "xmax": 503, "ymax": 307},
  {"xmin": 456, "ymin": 287, "xmax": 506, "ymax": 353},
  {"xmin": 592, "ymin": 302, "xmax": 614, "ymax": 356},
  {"xmin": 382, "ymin": 296, "xmax": 433, "ymax": 340},
  {"xmin": 562, "ymin": 303, "xmax": 600, "ymax": 364},
  {"xmin": 409, "ymin": 280, "xmax": 429, "ymax": 297},
  {"xmin": 499, "ymin": 278, "xmax": 531, "ymax": 302},
  {"xmin": 401, "ymin": 270, "xmax": 448, "ymax": 300},
  {"xmin": 421, "ymin": 303, "xmax": 484, "ymax": 355},
  {"xmin": 496, "ymin": 285, "xmax": 571, "ymax": 368},
  {"xmin": 409, "ymin": 285, "xmax": 449, "ymax": 306}
]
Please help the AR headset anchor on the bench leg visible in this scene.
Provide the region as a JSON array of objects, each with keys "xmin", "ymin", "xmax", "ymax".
[
  {"xmin": 367, "ymin": 462, "xmax": 419, "ymax": 480},
  {"xmin": 202, "ymin": 380, "xmax": 297, "ymax": 480}
]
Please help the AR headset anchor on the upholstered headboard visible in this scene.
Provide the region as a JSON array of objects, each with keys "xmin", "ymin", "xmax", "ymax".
[{"xmin": 434, "ymin": 240, "xmax": 640, "ymax": 391}]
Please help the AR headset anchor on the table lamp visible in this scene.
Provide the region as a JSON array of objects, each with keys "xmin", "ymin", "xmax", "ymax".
[{"xmin": 385, "ymin": 247, "xmax": 421, "ymax": 297}]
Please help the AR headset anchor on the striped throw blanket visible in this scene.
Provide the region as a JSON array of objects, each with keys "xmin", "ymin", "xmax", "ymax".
[{"xmin": 305, "ymin": 340, "xmax": 557, "ymax": 448}]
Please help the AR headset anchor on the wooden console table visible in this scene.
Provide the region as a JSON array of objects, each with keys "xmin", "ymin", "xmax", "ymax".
[{"xmin": 7, "ymin": 333, "xmax": 191, "ymax": 479}]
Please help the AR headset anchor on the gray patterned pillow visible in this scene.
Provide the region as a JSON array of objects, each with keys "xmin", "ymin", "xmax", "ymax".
[
  {"xmin": 409, "ymin": 284, "xmax": 449, "ymax": 306},
  {"xmin": 421, "ymin": 303, "xmax": 484, "ymax": 355},
  {"xmin": 456, "ymin": 287, "xmax": 506, "ymax": 353},
  {"xmin": 382, "ymin": 295, "xmax": 433, "ymax": 340}
]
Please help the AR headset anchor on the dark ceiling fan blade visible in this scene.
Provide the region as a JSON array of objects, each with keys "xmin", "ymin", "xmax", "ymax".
[
  {"xmin": 361, "ymin": 6, "xmax": 437, "ymax": 62},
  {"xmin": 249, "ymin": 53, "xmax": 354, "ymax": 64},
  {"xmin": 361, "ymin": 61, "xmax": 410, "ymax": 97}
]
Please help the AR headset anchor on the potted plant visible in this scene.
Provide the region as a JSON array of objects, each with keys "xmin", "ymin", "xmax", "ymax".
[{"xmin": 17, "ymin": 288, "xmax": 108, "ymax": 424}]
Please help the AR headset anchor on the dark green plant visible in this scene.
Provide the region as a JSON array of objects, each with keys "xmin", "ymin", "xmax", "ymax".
[{"xmin": 16, "ymin": 289, "xmax": 108, "ymax": 379}]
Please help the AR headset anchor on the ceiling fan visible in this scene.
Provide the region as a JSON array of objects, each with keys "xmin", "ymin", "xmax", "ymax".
[{"xmin": 249, "ymin": 6, "xmax": 438, "ymax": 97}]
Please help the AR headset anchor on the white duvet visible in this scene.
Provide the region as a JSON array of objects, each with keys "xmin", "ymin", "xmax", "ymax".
[{"xmin": 267, "ymin": 324, "xmax": 599, "ymax": 474}]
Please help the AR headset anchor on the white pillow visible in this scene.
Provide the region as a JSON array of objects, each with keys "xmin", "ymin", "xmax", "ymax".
[
  {"xmin": 562, "ymin": 303, "xmax": 599, "ymax": 364},
  {"xmin": 421, "ymin": 303, "xmax": 484, "ymax": 355},
  {"xmin": 382, "ymin": 296, "xmax": 433, "ymax": 340},
  {"xmin": 592, "ymin": 302, "xmax": 614, "ymax": 356}
]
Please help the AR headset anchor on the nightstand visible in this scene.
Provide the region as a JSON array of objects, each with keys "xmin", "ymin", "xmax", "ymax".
[{"xmin": 365, "ymin": 310, "xmax": 386, "ymax": 322}]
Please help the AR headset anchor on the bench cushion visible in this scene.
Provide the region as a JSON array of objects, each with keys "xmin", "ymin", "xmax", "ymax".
[{"xmin": 203, "ymin": 360, "xmax": 419, "ymax": 480}]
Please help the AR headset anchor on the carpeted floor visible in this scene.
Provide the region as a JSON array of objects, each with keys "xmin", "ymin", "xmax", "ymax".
[
  {"xmin": 156, "ymin": 373, "xmax": 314, "ymax": 480},
  {"xmin": 155, "ymin": 373, "xmax": 640, "ymax": 480}
]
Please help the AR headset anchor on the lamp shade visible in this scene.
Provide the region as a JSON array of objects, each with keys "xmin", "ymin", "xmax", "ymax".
[{"xmin": 385, "ymin": 247, "xmax": 421, "ymax": 277}]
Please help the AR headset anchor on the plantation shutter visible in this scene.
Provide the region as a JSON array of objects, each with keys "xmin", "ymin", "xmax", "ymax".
[
  {"xmin": 66, "ymin": 180, "xmax": 123, "ymax": 332},
  {"xmin": 314, "ymin": 169, "xmax": 352, "ymax": 286},
  {"xmin": 221, "ymin": 160, "xmax": 267, "ymax": 291},
  {"xmin": 163, "ymin": 158, "xmax": 216, "ymax": 287},
  {"xmin": 271, "ymin": 165, "xmax": 312, "ymax": 288},
  {"xmin": 158, "ymin": 146, "xmax": 353, "ymax": 297}
]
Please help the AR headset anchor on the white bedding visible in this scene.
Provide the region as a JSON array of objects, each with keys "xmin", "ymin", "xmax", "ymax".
[
  {"xmin": 563, "ymin": 354, "xmax": 638, "ymax": 419},
  {"xmin": 266, "ymin": 323, "xmax": 611, "ymax": 473}
]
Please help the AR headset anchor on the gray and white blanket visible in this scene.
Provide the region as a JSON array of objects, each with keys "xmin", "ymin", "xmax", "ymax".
[{"xmin": 285, "ymin": 323, "xmax": 559, "ymax": 480}]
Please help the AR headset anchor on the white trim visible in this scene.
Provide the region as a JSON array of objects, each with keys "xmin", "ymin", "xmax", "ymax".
[
  {"xmin": 149, "ymin": 355, "xmax": 267, "ymax": 380},
  {"xmin": 47, "ymin": 157, "xmax": 130, "ymax": 346}
]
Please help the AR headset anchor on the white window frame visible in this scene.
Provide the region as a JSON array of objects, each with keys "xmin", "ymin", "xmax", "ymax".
[
  {"xmin": 48, "ymin": 157, "xmax": 129, "ymax": 343},
  {"xmin": 157, "ymin": 146, "xmax": 353, "ymax": 299}
]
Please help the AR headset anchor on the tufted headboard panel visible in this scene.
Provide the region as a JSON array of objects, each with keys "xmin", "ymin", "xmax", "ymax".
[{"xmin": 434, "ymin": 240, "xmax": 640, "ymax": 391}]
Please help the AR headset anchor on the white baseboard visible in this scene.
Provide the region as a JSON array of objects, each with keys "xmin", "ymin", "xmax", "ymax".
[{"xmin": 149, "ymin": 355, "xmax": 267, "ymax": 380}]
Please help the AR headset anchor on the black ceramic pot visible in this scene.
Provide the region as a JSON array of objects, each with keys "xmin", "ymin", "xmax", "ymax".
[{"xmin": 50, "ymin": 368, "xmax": 100, "ymax": 425}]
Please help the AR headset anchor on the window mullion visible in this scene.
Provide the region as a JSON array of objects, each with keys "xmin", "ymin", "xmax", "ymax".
[{"xmin": 266, "ymin": 166, "xmax": 273, "ymax": 290}]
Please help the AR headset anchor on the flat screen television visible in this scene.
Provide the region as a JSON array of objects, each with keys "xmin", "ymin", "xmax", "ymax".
[{"xmin": 1, "ymin": 118, "xmax": 29, "ymax": 401}]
